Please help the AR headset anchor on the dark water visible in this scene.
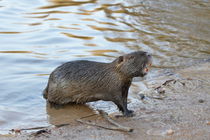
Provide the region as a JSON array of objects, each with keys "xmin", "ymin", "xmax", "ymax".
[{"xmin": 0, "ymin": 0, "xmax": 209, "ymax": 133}]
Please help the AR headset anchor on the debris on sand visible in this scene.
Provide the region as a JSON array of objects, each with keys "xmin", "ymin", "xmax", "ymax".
[
  {"xmin": 76, "ymin": 110, "xmax": 133, "ymax": 132},
  {"xmin": 31, "ymin": 129, "xmax": 51, "ymax": 137},
  {"xmin": 198, "ymin": 99, "xmax": 205, "ymax": 103},
  {"xmin": 166, "ymin": 129, "xmax": 175, "ymax": 135}
]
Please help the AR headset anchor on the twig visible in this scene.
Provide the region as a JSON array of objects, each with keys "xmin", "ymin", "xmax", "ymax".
[
  {"xmin": 154, "ymin": 79, "xmax": 175, "ymax": 90},
  {"xmin": 55, "ymin": 124, "xmax": 70, "ymax": 128},
  {"xmin": 162, "ymin": 79, "xmax": 175, "ymax": 86},
  {"xmin": 10, "ymin": 123, "xmax": 70, "ymax": 134},
  {"xmin": 98, "ymin": 110, "xmax": 133, "ymax": 132},
  {"xmin": 79, "ymin": 113, "xmax": 97, "ymax": 119},
  {"xmin": 10, "ymin": 126, "xmax": 51, "ymax": 131},
  {"xmin": 76, "ymin": 110, "xmax": 133, "ymax": 132},
  {"xmin": 147, "ymin": 95, "xmax": 167, "ymax": 100},
  {"xmin": 76, "ymin": 119, "xmax": 132, "ymax": 132},
  {"xmin": 154, "ymin": 86, "xmax": 161, "ymax": 90},
  {"xmin": 31, "ymin": 129, "xmax": 50, "ymax": 137}
]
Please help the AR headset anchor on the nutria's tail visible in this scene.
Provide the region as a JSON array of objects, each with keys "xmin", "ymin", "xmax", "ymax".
[{"xmin": 43, "ymin": 85, "xmax": 48, "ymax": 99}]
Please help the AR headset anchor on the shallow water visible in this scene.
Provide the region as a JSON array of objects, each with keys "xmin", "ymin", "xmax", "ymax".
[{"xmin": 0, "ymin": 0, "xmax": 210, "ymax": 133}]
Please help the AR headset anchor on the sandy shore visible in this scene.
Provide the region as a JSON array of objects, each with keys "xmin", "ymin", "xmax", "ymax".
[{"xmin": 1, "ymin": 62, "xmax": 210, "ymax": 140}]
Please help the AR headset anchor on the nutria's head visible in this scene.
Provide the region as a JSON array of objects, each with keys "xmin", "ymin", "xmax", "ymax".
[{"xmin": 115, "ymin": 51, "xmax": 152, "ymax": 78}]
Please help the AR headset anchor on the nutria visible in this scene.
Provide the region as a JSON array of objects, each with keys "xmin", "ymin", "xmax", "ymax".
[{"xmin": 43, "ymin": 51, "xmax": 152, "ymax": 117}]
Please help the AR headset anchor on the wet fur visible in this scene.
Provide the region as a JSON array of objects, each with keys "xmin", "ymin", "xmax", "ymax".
[{"xmin": 43, "ymin": 51, "xmax": 151, "ymax": 116}]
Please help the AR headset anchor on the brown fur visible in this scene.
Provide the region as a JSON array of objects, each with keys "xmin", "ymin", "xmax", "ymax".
[{"xmin": 43, "ymin": 51, "xmax": 152, "ymax": 116}]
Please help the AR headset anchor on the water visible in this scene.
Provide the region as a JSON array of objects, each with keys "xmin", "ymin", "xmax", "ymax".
[{"xmin": 0, "ymin": 0, "xmax": 209, "ymax": 133}]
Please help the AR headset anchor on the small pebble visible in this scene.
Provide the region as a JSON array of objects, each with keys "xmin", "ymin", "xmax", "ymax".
[
  {"xmin": 11, "ymin": 129, "xmax": 21, "ymax": 134},
  {"xmin": 34, "ymin": 130, "xmax": 48, "ymax": 136},
  {"xmin": 139, "ymin": 94, "xmax": 145, "ymax": 100},
  {"xmin": 207, "ymin": 121, "xmax": 210, "ymax": 125},
  {"xmin": 166, "ymin": 129, "xmax": 174, "ymax": 135},
  {"xmin": 157, "ymin": 87, "xmax": 165, "ymax": 94},
  {"xmin": 198, "ymin": 99, "xmax": 205, "ymax": 103}
]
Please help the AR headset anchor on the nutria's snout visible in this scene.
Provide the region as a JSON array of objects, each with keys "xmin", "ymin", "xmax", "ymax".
[
  {"xmin": 147, "ymin": 53, "xmax": 152, "ymax": 66},
  {"xmin": 146, "ymin": 52, "xmax": 151, "ymax": 57},
  {"xmin": 145, "ymin": 52, "xmax": 152, "ymax": 61},
  {"xmin": 141, "ymin": 53, "xmax": 152, "ymax": 77}
]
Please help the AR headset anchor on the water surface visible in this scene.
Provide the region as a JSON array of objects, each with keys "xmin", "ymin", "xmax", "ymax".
[{"xmin": 0, "ymin": 0, "xmax": 210, "ymax": 133}]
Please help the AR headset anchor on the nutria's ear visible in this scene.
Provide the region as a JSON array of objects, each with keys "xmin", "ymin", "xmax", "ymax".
[{"xmin": 118, "ymin": 56, "xmax": 124, "ymax": 64}]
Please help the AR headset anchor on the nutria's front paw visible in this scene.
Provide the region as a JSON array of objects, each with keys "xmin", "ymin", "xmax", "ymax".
[{"xmin": 124, "ymin": 110, "xmax": 135, "ymax": 117}]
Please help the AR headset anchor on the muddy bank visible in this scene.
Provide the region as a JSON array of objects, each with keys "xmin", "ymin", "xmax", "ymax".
[{"xmin": 1, "ymin": 62, "xmax": 210, "ymax": 140}]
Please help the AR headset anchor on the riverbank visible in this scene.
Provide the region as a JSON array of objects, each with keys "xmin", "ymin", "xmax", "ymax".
[{"xmin": 1, "ymin": 62, "xmax": 210, "ymax": 140}]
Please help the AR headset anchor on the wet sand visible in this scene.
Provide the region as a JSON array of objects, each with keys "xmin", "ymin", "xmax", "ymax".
[{"xmin": 1, "ymin": 61, "xmax": 210, "ymax": 140}]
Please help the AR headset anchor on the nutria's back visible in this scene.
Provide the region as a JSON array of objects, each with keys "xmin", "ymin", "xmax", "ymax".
[{"xmin": 43, "ymin": 60, "xmax": 125, "ymax": 104}]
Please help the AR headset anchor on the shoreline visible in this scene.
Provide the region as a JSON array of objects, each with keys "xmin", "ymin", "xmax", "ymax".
[{"xmin": 1, "ymin": 61, "xmax": 210, "ymax": 140}]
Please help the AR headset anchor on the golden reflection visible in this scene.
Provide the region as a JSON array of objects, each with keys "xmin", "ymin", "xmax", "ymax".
[
  {"xmin": 89, "ymin": 49, "xmax": 118, "ymax": 57},
  {"xmin": 84, "ymin": 43, "xmax": 97, "ymax": 47},
  {"xmin": 28, "ymin": 23, "xmax": 42, "ymax": 26},
  {"xmin": 97, "ymin": 21, "xmax": 117, "ymax": 26},
  {"xmin": 71, "ymin": 23, "xmax": 79, "ymax": 26},
  {"xmin": 39, "ymin": 0, "xmax": 97, "ymax": 9},
  {"xmin": 81, "ymin": 18, "xmax": 95, "ymax": 21},
  {"xmin": 29, "ymin": 11, "xmax": 91, "ymax": 16},
  {"xmin": 34, "ymin": 52, "xmax": 47, "ymax": 56},
  {"xmin": 88, "ymin": 25, "xmax": 134, "ymax": 32},
  {"xmin": 200, "ymin": 50, "xmax": 210, "ymax": 55},
  {"xmin": 57, "ymin": 26, "xmax": 81, "ymax": 30},
  {"xmin": 28, "ymin": 11, "xmax": 69, "ymax": 15},
  {"xmin": 0, "ymin": 51, "xmax": 32, "ymax": 53},
  {"xmin": 105, "ymin": 37, "xmax": 136, "ymax": 42},
  {"xmin": 62, "ymin": 32, "xmax": 94, "ymax": 40},
  {"xmin": 81, "ymin": 18, "xmax": 117, "ymax": 26},
  {"xmin": 0, "ymin": 51, "xmax": 47, "ymax": 56},
  {"xmin": 25, "ymin": 14, "xmax": 49, "ymax": 19},
  {"xmin": 79, "ymin": 7, "xmax": 104, "ymax": 13},
  {"xmin": 0, "ymin": 32, "xmax": 22, "ymax": 34},
  {"xmin": 44, "ymin": 18, "xmax": 61, "ymax": 20},
  {"xmin": 76, "ymin": 3, "xmax": 149, "ymax": 18},
  {"xmin": 75, "ymin": 12, "xmax": 91, "ymax": 15}
]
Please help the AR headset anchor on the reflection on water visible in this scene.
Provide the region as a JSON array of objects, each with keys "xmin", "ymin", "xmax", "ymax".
[
  {"xmin": 0, "ymin": 0, "xmax": 210, "ymax": 134},
  {"xmin": 46, "ymin": 103, "xmax": 96, "ymax": 125}
]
